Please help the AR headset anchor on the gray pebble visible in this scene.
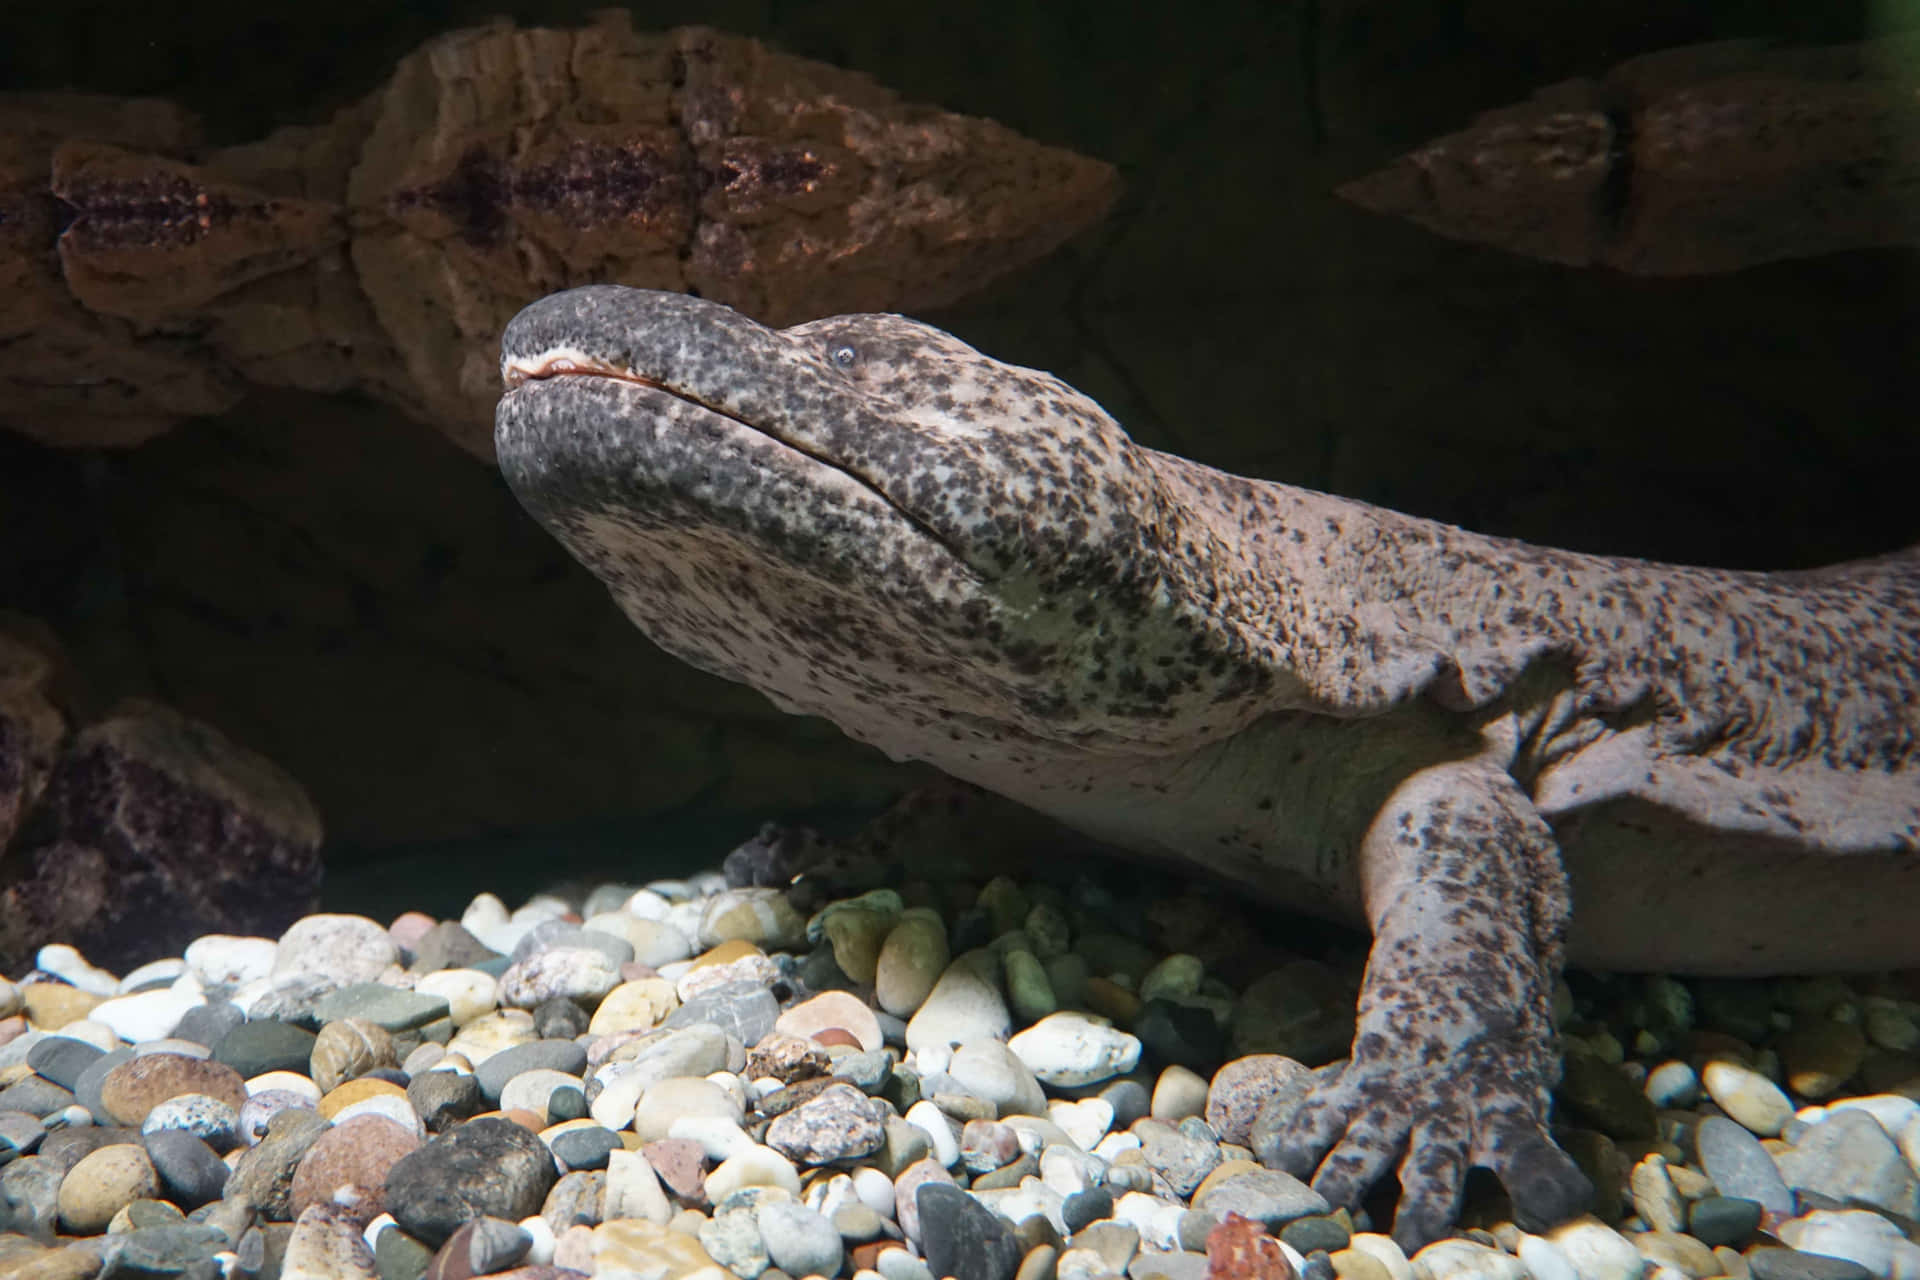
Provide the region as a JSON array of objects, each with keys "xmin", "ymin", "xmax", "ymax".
[
  {"xmin": 383, "ymin": 1116, "xmax": 558, "ymax": 1248},
  {"xmin": 667, "ymin": 980, "xmax": 781, "ymax": 1046},
  {"xmin": 1279, "ymin": 1214, "xmax": 1350, "ymax": 1256},
  {"xmin": 547, "ymin": 1084, "xmax": 589, "ymax": 1123},
  {"xmin": 1747, "ymin": 1246, "xmax": 1874, "ymax": 1280},
  {"xmin": 0, "ymin": 1075, "xmax": 74, "ymax": 1116},
  {"xmin": 1688, "ymin": 1195, "xmax": 1763, "ymax": 1248},
  {"xmin": 310, "ymin": 982, "xmax": 452, "ymax": 1033},
  {"xmin": 1774, "ymin": 1110, "xmax": 1920, "ymax": 1218},
  {"xmin": 759, "ymin": 1199, "xmax": 844, "ymax": 1279},
  {"xmin": 213, "ymin": 1020, "xmax": 317, "ymax": 1078},
  {"xmin": 1063, "ymin": 1187, "xmax": 1114, "ymax": 1233},
  {"xmin": 24, "ymin": 1035, "xmax": 103, "ymax": 1091},
  {"xmin": 549, "ymin": 1125, "xmax": 622, "ymax": 1171},
  {"xmin": 1696, "ymin": 1114, "xmax": 1795, "ymax": 1215},
  {"xmin": 172, "ymin": 1002, "xmax": 246, "ymax": 1049},
  {"xmin": 473, "ymin": 1039, "xmax": 588, "ymax": 1104},
  {"xmin": 101, "ymin": 1223, "xmax": 229, "ymax": 1276},
  {"xmin": 1098, "ymin": 1079, "xmax": 1152, "ymax": 1130},
  {"xmin": 143, "ymin": 1129, "xmax": 231, "ymax": 1209},
  {"xmin": 407, "ymin": 1071, "xmax": 482, "ymax": 1133},
  {"xmin": 532, "ymin": 997, "xmax": 589, "ymax": 1040},
  {"xmin": 701, "ymin": 1203, "xmax": 771, "ymax": 1278}
]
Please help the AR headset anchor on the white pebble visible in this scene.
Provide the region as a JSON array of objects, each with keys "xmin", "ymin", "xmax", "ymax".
[
  {"xmin": 1346, "ymin": 1234, "xmax": 1414, "ymax": 1280},
  {"xmin": 118, "ymin": 958, "xmax": 187, "ymax": 994},
  {"xmin": 332, "ymin": 1094, "xmax": 423, "ymax": 1136},
  {"xmin": 511, "ymin": 894, "xmax": 573, "ymax": 926},
  {"xmin": 272, "ymin": 914, "xmax": 397, "ymax": 985},
  {"xmin": 1778, "ymin": 1208, "xmax": 1919, "ymax": 1279},
  {"xmin": 184, "ymin": 936, "xmax": 277, "ymax": 988},
  {"xmin": 1007, "ymin": 1010, "xmax": 1141, "ymax": 1086},
  {"xmin": 1039, "ymin": 1144, "xmax": 1105, "ymax": 1197},
  {"xmin": 518, "ymin": 1215, "xmax": 556, "ymax": 1265},
  {"xmin": 1702, "ymin": 1059, "xmax": 1795, "ymax": 1136},
  {"xmin": 1047, "ymin": 1098, "xmax": 1114, "ymax": 1151},
  {"xmin": 37, "ymin": 944, "xmax": 118, "ymax": 996},
  {"xmin": 853, "ymin": 1167, "xmax": 896, "ymax": 1219},
  {"xmin": 1409, "ymin": 1238, "xmax": 1528, "ymax": 1280},
  {"xmin": 1830, "ymin": 1094, "xmax": 1920, "ymax": 1139},
  {"xmin": 705, "ymin": 1145, "xmax": 801, "ymax": 1200},
  {"xmin": 973, "ymin": 1180, "xmax": 1066, "ymax": 1237},
  {"xmin": 1543, "ymin": 1216, "xmax": 1646, "ymax": 1280},
  {"xmin": 606, "ymin": 1148, "xmax": 673, "ymax": 1225},
  {"xmin": 246, "ymin": 1071, "xmax": 322, "ymax": 1102},
  {"xmin": 669, "ymin": 1115, "xmax": 758, "ymax": 1161},
  {"xmin": 1643, "ymin": 1060, "xmax": 1699, "ymax": 1109},
  {"xmin": 904, "ymin": 951, "xmax": 1008, "ymax": 1054},
  {"xmin": 904, "ymin": 1100, "xmax": 961, "ymax": 1168},
  {"xmin": 623, "ymin": 888, "xmax": 673, "ymax": 921},
  {"xmin": 1515, "ymin": 1234, "xmax": 1581, "ymax": 1280},
  {"xmin": 413, "ymin": 970, "xmax": 498, "ymax": 1027},
  {"xmin": 1111, "ymin": 1191, "xmax": 1185, "ymax": 1251},
  {"xmin": 1093, "ymin": 1131, "xmax": 1141, "ymax": 1160},
  {"xmin": 91, "ymin": 987, "xmax": 204, "ymax": 1045},
  {"xmin": 499, "ymin": 1069, "xmax": 584, "ymax": 1117}
]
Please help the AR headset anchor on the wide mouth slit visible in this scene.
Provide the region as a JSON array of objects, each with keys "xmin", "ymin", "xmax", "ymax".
[{"xmin": 501, "ymin": 349, "xmax": 986, "ymax": 584}]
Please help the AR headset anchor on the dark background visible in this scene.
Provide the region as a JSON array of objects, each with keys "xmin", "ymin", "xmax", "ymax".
[{"xmin": 4, "ymin": 0, "xmax": 1916, "ymax": 915}]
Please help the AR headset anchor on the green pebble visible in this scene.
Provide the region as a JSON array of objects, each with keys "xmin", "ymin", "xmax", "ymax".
[{"xmin": 1005, "ymin": 948, "xmax": 1057, "ymax": 1023}]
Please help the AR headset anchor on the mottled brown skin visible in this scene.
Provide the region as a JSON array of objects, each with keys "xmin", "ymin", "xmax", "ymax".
[
  {"xmin": 0, "ymin": 15, "xmax": 1116, "ymax": 455},
  {"xmin": 494, "ymin": 285, "xmax": 1920, "ymax": 1248}
]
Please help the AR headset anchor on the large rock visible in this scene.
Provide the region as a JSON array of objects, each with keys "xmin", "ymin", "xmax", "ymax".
[
  {"xmin": 0, "ymin": 619, "xmax": 67, "ymax": 851},
  {"xmin": 0, "ymin": 696, "xmax": 321, "ymax": 971}
]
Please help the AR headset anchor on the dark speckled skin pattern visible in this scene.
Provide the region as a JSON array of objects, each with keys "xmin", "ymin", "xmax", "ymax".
[{"xmin": 496, "ymin": 284, "xmax": 1919, "ymax": 1247}]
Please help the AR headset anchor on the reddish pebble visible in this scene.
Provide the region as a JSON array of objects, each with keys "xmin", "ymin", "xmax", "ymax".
[
  {"xmin": 1207, "ymin": 1213, "xmax": 1295, "ymax": 1280},
  {"xmin": 389, "ymin": 912, "xmax": 437, "ymax": 952},
  {"xmin": 812, "ymin": 1028, "xmax": 862, "ymax": 1050}
]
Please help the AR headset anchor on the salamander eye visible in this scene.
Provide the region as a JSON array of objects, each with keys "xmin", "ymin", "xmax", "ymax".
[{"xmin": 830, "ymin": 344, "xmax": 858, "ymax": 370}]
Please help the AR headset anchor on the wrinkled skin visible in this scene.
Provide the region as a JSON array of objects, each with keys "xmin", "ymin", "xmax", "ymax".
[{"xmin": 495, "ymin": 284, "xmax": 1920, "ymax": 1246}]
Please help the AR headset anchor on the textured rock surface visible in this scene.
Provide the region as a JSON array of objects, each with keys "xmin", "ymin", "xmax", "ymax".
[
  {"xmin": 1340, "ymin": 38, "xmax": 1920, "ymax": 276},
  {"xmin": 0, "ymin": 697, "xmax": 321, "ymax": 971},
  {"xmin": 0, "ymin": 14, "xmax": 1116, "ymax": 457}
]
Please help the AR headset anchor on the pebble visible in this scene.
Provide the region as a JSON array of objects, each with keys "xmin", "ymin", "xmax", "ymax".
[
  {"xmin": 272, "ymin": 913, "xmax": 399, "ymax": 985},
  {"xmin": 879, "ymin": 909, "xmax": 952, "ymax": 1020},
  {"xmin": 97, "ymin": 1052, "xmax": 247, "ymax": 1126},
  {"xmin": 142, "ymin": 1127, "xmax": 230, "ymax": 1208},
  {"xmin": 906, "ymin": 951, "xmax": 1010, "ymax": 1053},
  {"xmin": 57, "ymin": 1142, "xmax": 159, "ymax": 1233},
  {"xmin": 184, "ymin": 935, "xmax": 279, "ymax": 988},
  {"xmin": 1695, "ymin": 1114, "xmax": 1796, "ymax": 1215},
  {"xmin": 1775, "ymin": 1108, "xmax": 1920, "ymax": 1217},
  {"xmin": 949, "ymin": 1037, "xmax": 1049, "ymax": 1117},
  {"xmin": 384, "ymin": 1116, "xmax": 559, "ymax": 1247},
  {"xmin": 1746, "ymin": 1247, "xmax": 1875, "ymax": 1280},
  {"xmin": 88, "ymin": 986, "xmax": 202, "ymax": 1043},
  {"xmin": 1702, "ymin": 1059, "xmax": 1796, "ymax": 1136},
  {"xmin": 288, "ymin": 1113, "xmax": 419, "ymax": 1218},
  {"xmin": 1009, "ymin": 1010, "xmax": 1143, "ymax": 1086},
  {"xmin": 12, "ymin": 868, "xmax": 1920, "ymax": 1280},
  {"xmin": 1409, "ymin": 1238, "xmax": 1529, "ymax": 1280}
]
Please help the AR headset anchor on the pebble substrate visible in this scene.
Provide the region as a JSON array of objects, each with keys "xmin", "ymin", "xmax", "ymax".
[{"xmin": 2, "ymin": 860, "xmax": 1919, "ymax": 1280}]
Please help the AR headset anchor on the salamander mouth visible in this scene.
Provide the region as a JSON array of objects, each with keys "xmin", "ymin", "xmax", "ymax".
[
  {"xmin": 500, "ymin": 348, "xmax": 984, "ymax": 583},
  {"xmin": 504, "ymin": 351, "xmax": 730, "ymax": 418}
]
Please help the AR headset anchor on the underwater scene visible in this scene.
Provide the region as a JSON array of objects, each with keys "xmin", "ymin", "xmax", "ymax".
[{"xmin": 0, "ymin": 2, "xmax": 1917, "ymax": 1277}]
